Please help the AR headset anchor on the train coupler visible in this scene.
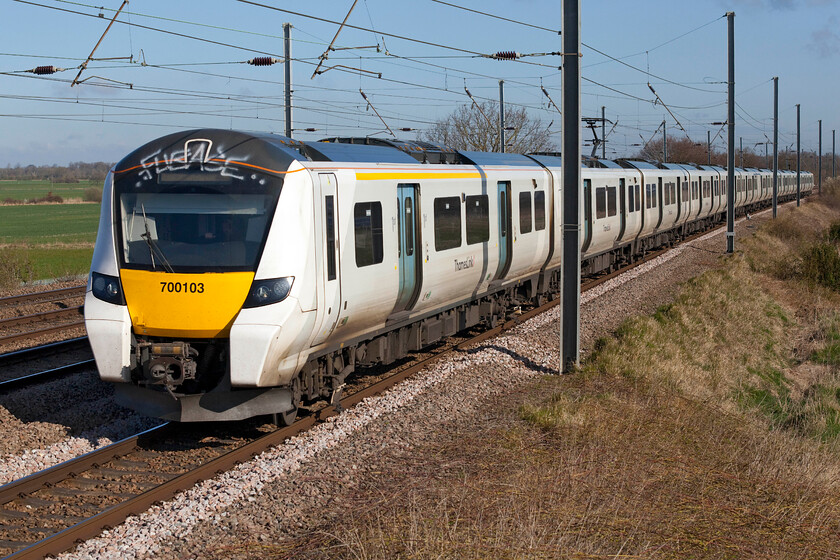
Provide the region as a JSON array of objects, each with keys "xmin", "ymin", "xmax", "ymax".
[{"xmin": 136, "ymin": 341, "xmax": 199, "ymax": 394}]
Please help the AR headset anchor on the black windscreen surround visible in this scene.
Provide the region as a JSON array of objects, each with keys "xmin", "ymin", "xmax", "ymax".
[
  {"xmin": 112, "ymin": 129, "xmax": 306, "ymax": 273},
  {"xmin": 115, "ymin": 167, "xmax": 282, "ymax": 273}
]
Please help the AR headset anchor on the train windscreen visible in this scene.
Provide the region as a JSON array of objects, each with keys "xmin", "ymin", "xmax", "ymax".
[{"xmin": 114, "ymin": 168, "xmax": 282, "ymax": 273}]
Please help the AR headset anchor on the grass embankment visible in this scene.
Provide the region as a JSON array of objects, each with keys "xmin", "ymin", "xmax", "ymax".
[
  {"xmin": 311, "ymin": 184, "xmax": 840, "ymax": 558},
  {"xmin": 0, "ymin": 203, "xmax": 99, "ymax": 288}
]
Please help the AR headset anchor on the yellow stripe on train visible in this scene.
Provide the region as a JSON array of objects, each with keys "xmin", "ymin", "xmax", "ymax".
[{"xmin": 120, "ymin": 269, "xmax": 254, "ymax": 338}]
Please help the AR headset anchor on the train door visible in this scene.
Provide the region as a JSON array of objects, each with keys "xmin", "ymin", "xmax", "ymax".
[
  {"xmin": 496, "ymin": 181, "xmax": 512, "ymax": 279},
  {"xmin": 312, "ymin": 173, "xmax": 341, "ymax": 346},
  {"xmin": 393, "ymin": 183, "xmax": 421, "ymax": 313}
]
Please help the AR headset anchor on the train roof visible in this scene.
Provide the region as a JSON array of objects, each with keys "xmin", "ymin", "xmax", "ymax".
[
  {"xmin": 116, "ymin": 130, "xmax": 784, "ymax": 178},
  {"xmin": 527, "ymin": 154, "xmax": 562, "ymax": 168},
  {"xmin": 458, "ymin": 151, "xmax": 541, "ymax": 167},
  {"xmin": 305, "ymin": 139, "xmax": 419, "ymax": 164},
  {"xmin": 318, "ymin": 137, "xmax": 467, "ymax": 164},
  {"xmin": 616, "ymin": 160, "xmax": 660, "ymax": 170}
]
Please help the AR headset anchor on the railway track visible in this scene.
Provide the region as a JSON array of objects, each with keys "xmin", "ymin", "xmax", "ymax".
[
  {"xmin": 0, "ymin": 360, "xmax": 96, "ymax": 392},
  {"xmin": 0, "ymin": 286, "xmax": 85, "ymax": 308},
  {"xmin": 0, "ymin": 286, "xmax": 86, "ymax": 349},
  {"xmin": 0, "ymin": 237, "xmax": 684, "ymax": 559},
  {"xmin": 0, "ymin": 337, "xmax": 91, "ymax": 369}
]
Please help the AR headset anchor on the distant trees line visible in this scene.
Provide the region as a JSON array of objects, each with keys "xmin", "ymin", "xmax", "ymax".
[{"xmin": 0, "ymin": 162, "xmax": 113, "ymax": 182}]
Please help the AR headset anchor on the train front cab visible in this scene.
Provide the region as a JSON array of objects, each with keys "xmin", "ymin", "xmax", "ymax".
[{"xmin": 85, "ymin": 129, "xmax": 315, "ymax": 422}]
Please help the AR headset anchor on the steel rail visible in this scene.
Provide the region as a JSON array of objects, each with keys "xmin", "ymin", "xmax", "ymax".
[
  {"xmin": 0, "ymin": 337, "xmax": 90, "ymax": 368},
  {"xmin": 0, "ymin": 320, "xmax": 86, "ymax": 346},
  {"xmin": 0, "ymin": 424, "xmax": 170, "ymax": 508},
  {"xmin": 0, "ymin": 287, "xmax": 85, "ymax": 307},
  {"xmin": 0, "ymin": 359, "xmax": 96, "ymax": 392},
  {"xmin": 0, "ymin": 307, "xmax": 83, "ymax": 329}
]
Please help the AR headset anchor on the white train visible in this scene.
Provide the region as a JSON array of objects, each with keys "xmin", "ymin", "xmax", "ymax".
[{"xmin": 83, "ymin": 129, "xmax": 813, "ymax": 423}]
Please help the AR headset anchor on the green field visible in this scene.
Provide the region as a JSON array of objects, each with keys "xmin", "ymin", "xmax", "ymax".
[
  {"xmin": 0, "ymin": 179, "xmax": 102, "ymax": 202},
  {"xmin": 0, "ymin": 203, "xmax": 100, "ymax": 245},
  {"xmin": 0, "ymin": 203, "xmax": 100, "ymax": 284}
]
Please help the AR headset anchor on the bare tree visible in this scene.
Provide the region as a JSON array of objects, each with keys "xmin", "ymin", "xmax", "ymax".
[{"xmin": 421, "ymin": 101, "xmax": 556, "ymax": 154}]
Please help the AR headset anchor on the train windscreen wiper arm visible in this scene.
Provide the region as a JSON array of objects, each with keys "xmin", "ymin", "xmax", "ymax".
[{"xmin": 139, "ymin": 204, "xmax": 174, "ymax": 273}]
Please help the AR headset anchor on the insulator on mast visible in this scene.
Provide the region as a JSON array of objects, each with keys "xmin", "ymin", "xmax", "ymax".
[
  {"xmin": 29, "ymin": 65, "xmax": 61, "ymax": 75},
  {"xmin": 247, "ymin": 57, "xmax": 281, "ymax": 66},
  {"xmin": 492, "ymin": 51, "xmax": 520, "ymax": 60}
]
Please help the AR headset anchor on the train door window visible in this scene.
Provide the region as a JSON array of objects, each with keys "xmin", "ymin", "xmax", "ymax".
[
  {"xmin": 404, "ymin": 197, "xmax": 414, "ymax": 256},
  {"xmin": 500, "ymin": 194, "xmax": 507, "ymax": 237},
  {"xmin": 671, "ymin": 183, "xmax": 677, "ymax": 204},
  {"xmin": 534, "ymin": 191, "xmax": 546, "ymax": 230},
  {"xmin": 663, "ymin": 183, "xmax": 671, "ymax": 206},
  {"xmin": 354, "ymin": 201, "xmax": 383, "ymax": 267},
  {"xmin": 519, "ymin": 191, "xmax": 532, "ymax": 233},
  {"xmin": 466, "ymin": 194, "xmax": 489, "ymax": 244},
  {"xmin": 635, "ymin": 184, "xmax": 641, "ymax": 211},
  {"xmin": 606, "ymin": 185, "xmax": 617, "ymax": 217},
  {"xmin": 396, "ymin": 200, "xmax": 401, "ymax": 257},
  {"xmin": 325, "ymin": 195, "xmax": 336, "ymax": 280},
  {"xmin": 628, "ymin": 183, "xmax": 634, "ymax": 212},
  {"xmin": 434, "ymin": 196, "xmax": 462, "ymax": 251},
  {"xmin": 681, "ymin": 182, "xmax": 689, "ymax": 203},
  {"xmin": 644, "ymin": 185, "xmax": 650, "ymax": 210},
  {"xmin": 596, "ymin": 187, "xmax": 607, "ymax": 218}
]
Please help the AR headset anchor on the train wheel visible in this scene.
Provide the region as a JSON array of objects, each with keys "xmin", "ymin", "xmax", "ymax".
[
  {"xmin": 275, "ymin": 377, "xmax": 301, "ymax": 426},
  {"xmin": 275, "ymin": 406, "xmax": 298, "ymax": 427}
]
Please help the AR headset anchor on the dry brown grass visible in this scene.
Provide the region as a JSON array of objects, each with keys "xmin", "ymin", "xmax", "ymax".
[{"xmin": 271, "ymin": 190, "xmax": 840, "ymax": 559}]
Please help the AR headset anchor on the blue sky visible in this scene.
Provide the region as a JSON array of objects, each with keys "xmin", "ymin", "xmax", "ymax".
[{"xmin": 0, "ymin": 0, "xmax": 837, "ymax": 165}]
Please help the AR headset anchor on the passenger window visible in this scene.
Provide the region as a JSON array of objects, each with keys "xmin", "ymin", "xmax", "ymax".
[
  {"xmin": 596, "ymin": 187, "xmax": 607, "ymax": 218},
  {"xmin": 434, "ymin": 196, "xmax": 462, "ymax": 251},
  {"xmin": 519, "ymin": 191, "xmax": 532, "ymax": 233},
  {"xmin": 354, "ymin": 201, "xmax": 383, "ymax": 267},
  {"xmin": 607, "ymin": 186, "xmax": 617, "ymax": 217},
  {"xmin": 534, "ymin": 191, "xmax": 546, "ymax": 230},
  {"xmin": 466, "ymin": 195, "xmax": 489, "ymax": 244}
]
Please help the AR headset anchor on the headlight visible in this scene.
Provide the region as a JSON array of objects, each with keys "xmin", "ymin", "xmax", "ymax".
[
  {"xmin": 243, "ymin": 277, "xmax": 294, "ymax": 308},
  {"xmin": 91, "ymin": 271, "xmax": 126, "ymax": 305}
]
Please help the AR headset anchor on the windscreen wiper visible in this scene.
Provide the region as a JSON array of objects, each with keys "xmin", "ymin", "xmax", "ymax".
[{"xmin": 139, "ymin": 204, "xmax": 174, "ymax": 273}]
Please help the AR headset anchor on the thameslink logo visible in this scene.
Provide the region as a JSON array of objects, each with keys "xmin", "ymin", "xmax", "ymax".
[{"xmin": 454, "ymin": 256, "xmax": 475, "ymax": 271}]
